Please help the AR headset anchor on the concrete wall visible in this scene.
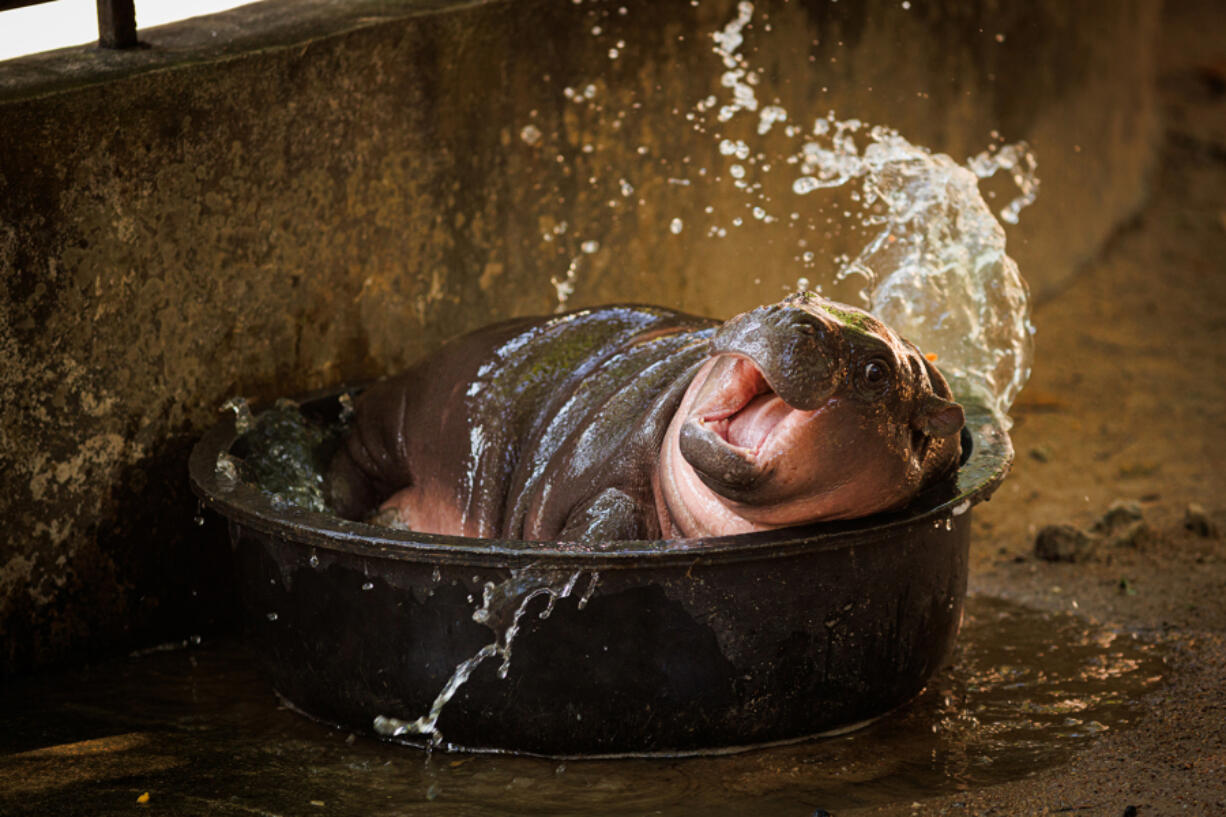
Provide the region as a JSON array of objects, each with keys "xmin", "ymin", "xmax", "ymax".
[{"xmin": 0, "ymin": 0, "xmax": 1160, "ymax": 677}]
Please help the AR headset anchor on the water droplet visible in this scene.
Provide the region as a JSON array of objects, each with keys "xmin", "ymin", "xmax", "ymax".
[
  {"xmin": 362, "ymin": 581, "xmax": 374, "ymax": 591},
  {"xmin": 338, "ymin": 392, "xmax": 356, "ymax": 422},
  {"xmin": 266, "ymin": 612, "xmax": 278, "ymax": 622},
  {"xmin": 793, "ymin": 176, "xmax": 821, "ymax": 195},
  {"xmin": 718, "ymin": 138, "xmax": 751, "ymax": 160},
  {"xmin": 220, "ymin": 396, "xmax": 253, "ymax": 434},
  {"xmin": 309, "ymin": 554, "xmax": 320, "ymax": 568},
  {"xmin": 757, "ymin": 104, "xmax": 787, "ymax": 135},
  {"xmin": 581, "ymin": 240, "xmax": 600, "ymax": 254},
  {"xmin": 670, "ymin": 218, "xmax": 683, "ymax": 234},
  {"xmin": 214, "ymin": 452, "xmax": 240, "ymax": 488},
  {"xmin": 520, "ymin": 124, "xmax": 542, "ymax": 145}
]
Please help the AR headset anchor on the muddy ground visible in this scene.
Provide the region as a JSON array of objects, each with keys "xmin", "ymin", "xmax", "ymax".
[{"xmin": 856, "ymin": 8, "xmax": 1226, "ymax": 816}]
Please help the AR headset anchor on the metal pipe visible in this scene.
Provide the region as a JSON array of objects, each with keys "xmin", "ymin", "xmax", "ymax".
[{"xmin": 96, "ymin": 0, "xmax": 137, "ymax": 49}]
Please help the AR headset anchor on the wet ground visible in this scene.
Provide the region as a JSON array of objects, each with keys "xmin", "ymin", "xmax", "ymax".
[
  {"xmin": 0, "ymin": 597, "xmax": 1164, "ymax": 816},
  {"xmin": 4, "ymin": 5, "xmax": 1226, "ymax": 817}
]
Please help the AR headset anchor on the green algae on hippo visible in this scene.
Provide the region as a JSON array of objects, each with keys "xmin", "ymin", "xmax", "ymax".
[{"xmin": 325, "ymin": 292, "xmax": 965, "ymax": 543}]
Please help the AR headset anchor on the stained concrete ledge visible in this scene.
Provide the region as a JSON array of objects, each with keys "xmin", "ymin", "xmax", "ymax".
[
  {"xmin": 0, "ymin": 0, "xmax": 486, "ymax": 100},
  {"xmin": 0, "ymin": 0, "xmax": 1160, "ymax": 676}
]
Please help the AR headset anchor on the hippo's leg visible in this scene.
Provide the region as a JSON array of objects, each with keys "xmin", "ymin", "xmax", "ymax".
[
  {"xmin": 324, "ymin": 439, "xmax": 394, "ymax": 521},
  {"xmin": 558, "ymin": 488, "xmax": 652, "ymax": 544}
]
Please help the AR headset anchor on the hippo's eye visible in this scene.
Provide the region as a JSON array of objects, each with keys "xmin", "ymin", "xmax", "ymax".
[{"xmin": 859, "ymin": 358, "xmax": 891, "ymax": 391}]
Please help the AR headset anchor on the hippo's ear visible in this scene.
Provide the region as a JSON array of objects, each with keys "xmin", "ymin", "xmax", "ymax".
[{"xmin": 912, "ymin": 395, "xmax": 965, "ymax": 438}]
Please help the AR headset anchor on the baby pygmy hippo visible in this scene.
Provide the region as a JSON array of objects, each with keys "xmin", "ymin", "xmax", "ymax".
[{"xmin": 326, "ymin": 292, "xmax": 964, "ymax": 543}]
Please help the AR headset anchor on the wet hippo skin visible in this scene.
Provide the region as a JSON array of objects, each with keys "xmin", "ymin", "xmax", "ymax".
[{"xmin": 326, "ymin": 292, "xmax": 964, "ymax": 543}]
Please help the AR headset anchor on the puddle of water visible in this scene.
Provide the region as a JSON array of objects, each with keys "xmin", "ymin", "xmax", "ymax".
[{"xmin": 0, "ymin": 596, "xmax": 1164, "ymax": 816}]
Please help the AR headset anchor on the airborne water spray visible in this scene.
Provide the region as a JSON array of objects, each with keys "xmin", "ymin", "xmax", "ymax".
[{"xmin": 703, "ymin": 1, "xmax": 1037, "ymax": 424}]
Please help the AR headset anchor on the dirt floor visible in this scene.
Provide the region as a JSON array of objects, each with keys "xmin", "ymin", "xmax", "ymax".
[{"xmin": 856, "ymin": 9, "xmax": 1226, "ymax": 817}]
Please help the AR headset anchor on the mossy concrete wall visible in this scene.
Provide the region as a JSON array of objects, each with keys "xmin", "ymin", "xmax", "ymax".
[{"xmin": 0, "ymin": 0, "xmax": 1159, "ymax": 677}]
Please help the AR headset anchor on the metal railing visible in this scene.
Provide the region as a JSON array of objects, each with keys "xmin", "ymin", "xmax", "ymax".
[{"xmin": 0, "ymin": 0, "xmax": 138, "ymax": 49}]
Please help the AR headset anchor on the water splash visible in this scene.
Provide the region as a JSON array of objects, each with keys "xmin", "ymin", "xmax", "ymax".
[
  {"xmin": 230, "ymin": 400, "xmax": 345, "ymax": 512},
  {"xmin": 213, "ymin": 452, "xmax": 240, "ymax": 489},
  {"xmin": 337, "ymin": 392, "xmax": 356, "ymax": 423},
  {"xmin": 220, "ymin": 395, "xmax": 253, "ymax": 434},
  {"xmin": 712, "ymin": 1, "xmax": 759, "ymax": 123},
  {"xmin": 702, "ymin": 5, "xmax": 1036, "ymax": 423},
  {"xmin": 968, "ymin": 140, "xmax": 1041, "ymax": 226},
  {"xmin": 577, "ymin": 571, "xmax": 600, "ymax": 609},
  {"xmin": 789, "ymin": 121, "xmax": 1036, "ymax": 418},
  {"xmin": 550, "ymin": 258, "xmax": 579, "ymax": 314},
  {"xmin": 532, "ymin": 2, "xmax": 1037, "ymax": 422},
  {"xmin": 374, "ymin": 568, "xmax": 586, "ymax": 747}
]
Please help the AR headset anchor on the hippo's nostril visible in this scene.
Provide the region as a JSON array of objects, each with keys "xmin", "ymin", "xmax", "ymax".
[{"xmin": 791, "ymin": 319, "xmax": 820, "ymax": 337}]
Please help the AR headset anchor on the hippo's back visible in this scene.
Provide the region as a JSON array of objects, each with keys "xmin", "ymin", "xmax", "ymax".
[{"xmin": 330, "ymin": 305, "xmax": 716, "ymax": 539}]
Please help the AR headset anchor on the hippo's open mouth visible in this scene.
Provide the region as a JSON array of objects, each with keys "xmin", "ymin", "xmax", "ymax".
[
  {"xmin": 697, "ymin": 358, "xmax": 794, "ymax": 455},
  {"xmin": 679, "ymin": 355, "xmax": 808, "ymax": 496}
]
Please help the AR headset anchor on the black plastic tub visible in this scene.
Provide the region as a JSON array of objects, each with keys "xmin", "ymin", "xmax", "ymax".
[{"xmin": 189, "ymin": 389, "xmax": 1012, "ymax": 757}]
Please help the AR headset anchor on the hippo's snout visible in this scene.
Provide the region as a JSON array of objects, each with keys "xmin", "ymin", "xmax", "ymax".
[
  {"xmin": 710, "ymin": 303, "xmax": 845, "ymax": 410},
  {"xmin": 661, "ymin": 292, "xmax": 967, "ymax": 532}
]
